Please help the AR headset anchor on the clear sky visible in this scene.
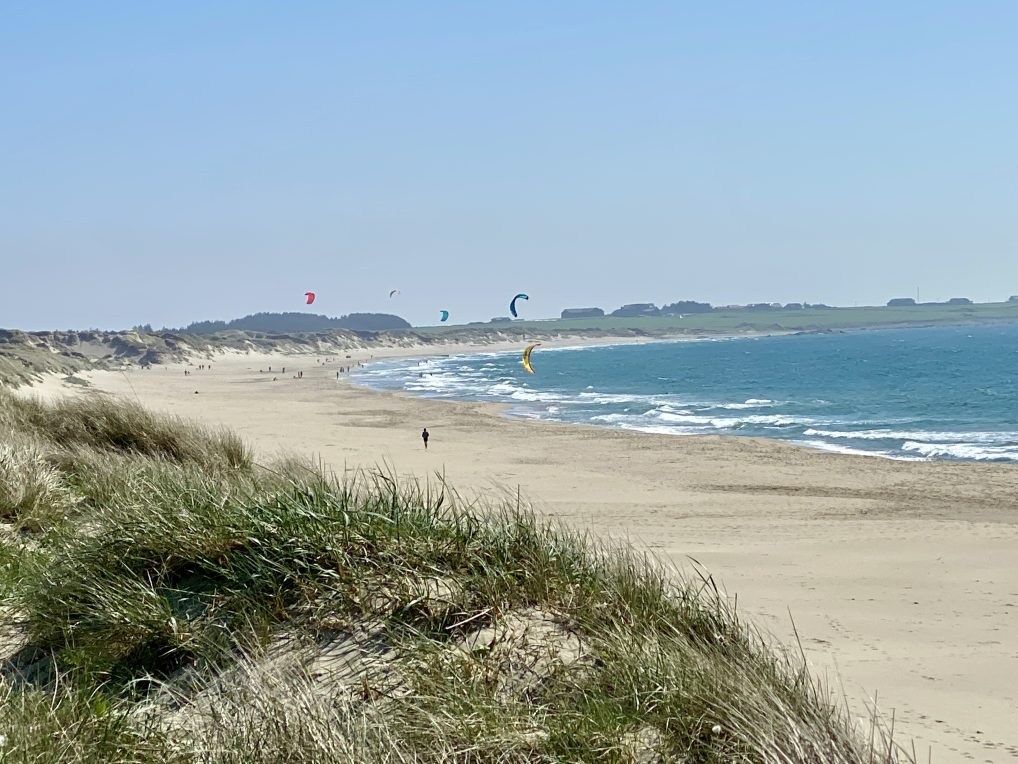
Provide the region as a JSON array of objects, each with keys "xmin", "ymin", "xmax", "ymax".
[{"xmin": 3, "ymin": 2, "xmax": 1017, "ymax": 330}]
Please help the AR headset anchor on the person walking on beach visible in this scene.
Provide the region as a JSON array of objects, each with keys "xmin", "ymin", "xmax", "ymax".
[{"xmin": 421, "ymin": 428, "xmax": 430, "ymax": 450}]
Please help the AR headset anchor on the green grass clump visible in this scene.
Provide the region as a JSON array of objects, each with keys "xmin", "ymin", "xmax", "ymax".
[
  {"xmin": 0, "ymin": 391, "xmax": 912, "ymax": 763},
  {"xmin": 0, "ymin": 440, "xmax": 78, "ymax": 531},
  {"xmin": 0, "ymin": 680, "xmax": 181, "ymax": 763},
  {"xmin": 1, "ymin": 391, "xmax": 250, "ymax": 469}
]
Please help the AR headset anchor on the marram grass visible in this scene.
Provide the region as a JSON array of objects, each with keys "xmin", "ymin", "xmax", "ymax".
[{"xmin": 0, "ymin": 390, "xmax": 911, "ymax": 763}]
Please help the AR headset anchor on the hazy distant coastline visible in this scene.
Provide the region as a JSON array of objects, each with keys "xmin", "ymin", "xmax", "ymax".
[{"xmin": 3, "ymin": 299, "xmax": 1018, "ymax": 388}]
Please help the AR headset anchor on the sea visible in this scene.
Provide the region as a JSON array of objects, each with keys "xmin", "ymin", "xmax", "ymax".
[{"xmin": 351, "ymin": 323, "xmax": 1018, "ymax": 463}]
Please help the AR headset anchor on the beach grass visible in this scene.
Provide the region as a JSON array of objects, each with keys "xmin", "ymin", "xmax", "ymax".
[{"xmin": 0, "ymin": 389, "xmax": 912, "ymax": 762}]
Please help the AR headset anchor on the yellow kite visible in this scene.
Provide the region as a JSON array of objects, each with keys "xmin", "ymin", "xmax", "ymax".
[{"xmin": 522, "ymin": 342, "xmax": 541, "ymax": 374}]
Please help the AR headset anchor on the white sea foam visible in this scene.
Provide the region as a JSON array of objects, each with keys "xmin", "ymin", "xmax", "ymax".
[
  {"xmin": 653, "ymin": 412, "xmax": 721, "ymax": 425},
  {"xmin": 716, "ymin": 399, "xmax": 777, "ymax": 409},
  {"xmin": 589, "ymin": 410, "xmax": 811, "ymax": 431},
  {"xmin": 509, "ymin": 389, "xmax": 567, "ymax": 403},
  {"xmin": 487, "ymin": 381, "xmax": 519, "ymax": 394},
  {"xmin": 577, "ymin": 391, "xmax": 656, "ymax": 405},
  {"xmin": 738, "ymin": 414, "xmax": 804, "ymax": 426},
  {"xmin": 589, "ymin": 413, "xmax": 633, "ymax": 424},
  {"xmin": 804, "ymin": 428, "xmax": 1018, "ymax": 444},
  {"xmin": 901, "ymin": 441, "xmax": 1018, "ymax": 461},
  {"xmin": 795, "ymin": 440, "xmax": 921, "ymax": 461},
  {"xmin": 615, "ymin": 423, "xmax": 701, "ymax": 436}
]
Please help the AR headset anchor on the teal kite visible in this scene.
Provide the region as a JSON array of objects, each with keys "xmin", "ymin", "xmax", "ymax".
[{"xmin": 510, "ymin": 293, "xmax": 529, "ymax": 318}]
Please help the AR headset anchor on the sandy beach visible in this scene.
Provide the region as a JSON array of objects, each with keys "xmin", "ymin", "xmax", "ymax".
[{"xmin": 27, "ymin": 343, "xmax": 1018, "ymax": 763}]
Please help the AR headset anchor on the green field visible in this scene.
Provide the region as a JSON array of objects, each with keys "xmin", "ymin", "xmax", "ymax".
[{"xmin": 412, "ymin": 301, "xmax": 1018, "ymax": 336}]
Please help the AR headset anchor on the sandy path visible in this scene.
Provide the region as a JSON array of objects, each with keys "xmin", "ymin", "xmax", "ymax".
[{"xmin": 28, "ymin": 345, "xmax": 1018, "ymax": 763}]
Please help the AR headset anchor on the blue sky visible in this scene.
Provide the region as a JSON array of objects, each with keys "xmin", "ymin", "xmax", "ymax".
[{"xmin": 2, "ymin": 2, "xmax": 1016, "ymax": 329}]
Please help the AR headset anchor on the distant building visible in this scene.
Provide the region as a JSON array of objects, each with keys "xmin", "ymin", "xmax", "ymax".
[
  {"xmin": 560, "ymin": 308, "xmax": 605, "ymax": 319},
  {"xmin": 947, "ymin": 297, "xmax": 972, "ymax": 305},
  {"xmin": 746, "ymin": 303, "xmax": 776, "ymax": 311},
  {"xmin": 783, "ymin": 303, "xmax": 804, "ymax": 310},
  {"xmin": 887, "ymin": 298, "xmax": 916, "ymax": 306},
  {"xmin": 489, "ymin": 316, "xmax": 513, "ymax": 323},
  {"xmin": 610, "ymin": 303, "xmax": 660, "ymax": 318}
]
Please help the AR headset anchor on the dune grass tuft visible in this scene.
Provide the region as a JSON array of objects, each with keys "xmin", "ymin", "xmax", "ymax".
[
  {"xmin": 1, "ymin": 391, "xmax": 250, "ymax": 469},
  {"xmin": 0, "ymin": 439, "xmax": 79, "ymax": 531}
]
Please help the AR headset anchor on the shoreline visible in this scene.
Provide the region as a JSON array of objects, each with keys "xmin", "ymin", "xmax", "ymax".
[
  {"xmin": 347, "ymin": 334, "xmax": 1018, "ymax": 468},
  {"xmin": 19, "ymin": 344, "xmax": 1018, "ymax": 762}
]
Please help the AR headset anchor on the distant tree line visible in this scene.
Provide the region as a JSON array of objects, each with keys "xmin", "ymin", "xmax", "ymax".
[
  {"xmin": 163, "ymin": 312, "xmax": 411, "ymax": 334},
  {"xmin": 886, "ymin": 297, "xmax": 973, "ymax": 307},
  {"xmin": 558, "ymin": 300, "xmax": 829, "ymax": 319},
  {"xmin": 556, "ymin": 295, "xmax": 1018, "ymax": 319}
]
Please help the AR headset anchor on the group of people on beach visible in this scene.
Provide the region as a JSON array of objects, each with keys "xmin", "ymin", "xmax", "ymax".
[
  {"xmin": 247, "ymin": 359, "xmax": 365, "ymax": 381},
  {"xmin": 179, "ymin": 355, "xmax": 435, "ymax": 451}
]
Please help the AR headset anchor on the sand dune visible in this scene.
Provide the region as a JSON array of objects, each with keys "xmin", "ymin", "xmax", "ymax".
[{"xmin": 28, "ymin": 344, "xmax": 1018, "ymax": 763}]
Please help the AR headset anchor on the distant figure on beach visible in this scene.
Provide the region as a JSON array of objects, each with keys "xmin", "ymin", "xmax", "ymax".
[{"xmin": 422, "ymin": 428, "xmax": 430, "ymax": 450}]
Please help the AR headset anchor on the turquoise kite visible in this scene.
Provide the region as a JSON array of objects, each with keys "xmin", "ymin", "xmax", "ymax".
[
  {"xmin": 440, "ymin": 310, "xmax": 450, "ymax": 322},
  {"xmin": 509, "ymin": 293, "xmax": 529, "ymax": 318}
]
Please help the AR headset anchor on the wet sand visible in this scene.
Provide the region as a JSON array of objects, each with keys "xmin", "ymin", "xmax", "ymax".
[{"xmin": 28, "ymin": 345, "xmax": 1018, "ymax": 762}]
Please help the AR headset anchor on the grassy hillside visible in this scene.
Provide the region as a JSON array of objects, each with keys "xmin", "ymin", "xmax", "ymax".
[
  {"xmin": 0, "ymin": 390, "xmax": 910, "ymax": 762},
  {"xmin": 416, "ymin": 301, "xmax": 1018, "ymax": 335}
]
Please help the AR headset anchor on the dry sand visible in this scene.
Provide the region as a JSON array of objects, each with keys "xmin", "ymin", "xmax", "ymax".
[{"xmin": 27, "ymin": 343, "xmax": 1018, "ymax": 763}]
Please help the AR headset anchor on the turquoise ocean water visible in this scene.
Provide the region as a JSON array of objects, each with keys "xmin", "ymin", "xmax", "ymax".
[{"xmin": 352, "ymin": 324, "xmax": 1018, "ymax": 462}]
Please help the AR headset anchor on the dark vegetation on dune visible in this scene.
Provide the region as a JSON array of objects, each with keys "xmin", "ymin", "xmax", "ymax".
[
  {"xmin": 165, "ymin": 311, "xmax": 412, "ymax": 334},
  {"xmin": 0, "ymin": 390, "xmax": 911, "ymax": 762}
]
